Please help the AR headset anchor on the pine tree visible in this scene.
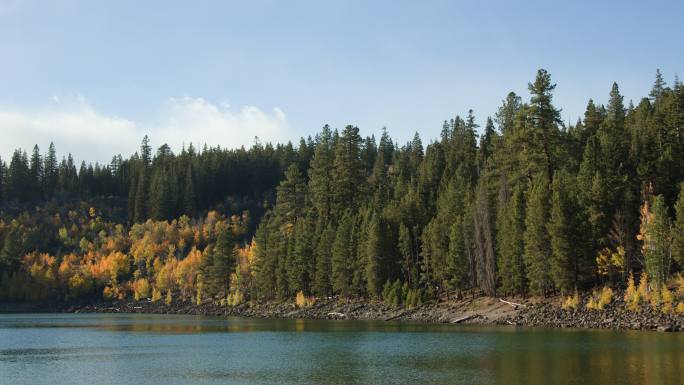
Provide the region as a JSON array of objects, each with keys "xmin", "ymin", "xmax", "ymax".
[
  {"xmin": 313, "ymin": 221, "xmax": 334, "ymax": 297},
  {"xmin": 445, "ymin": 216, "xmax": 468, "ymax": 294},
  {"xmin": 495, "ymin": 92, "xmax": 522, "ymax": 135},
  {"xmin": 149, "ymin": 168, "xmax": 177, "ymax": 221},
  {"xmin": 308, "ymin": 125, "xmax": 335, "ymax": 223},
  {"xmin": 6, "ymin": 150, "xmax": 31, "ymax": 202},
  {"xmin": 275, "ymin": 164, "xmax": 305, "ymax": 227},
  {"xmin": 288, "ymin": 213, "xmax": 315, "ymax": 294},
  {"xmin": 524, "ymin": 175, "xmax": 552, "ymax": 296},
  {"xmin": 365, "ymin": 213, "xmax": 384, "ymax": 297},
  {"xmin": 254, "ymin": 214, "xmax": 277, "ymax": 299},
  {"xmin": 331, "ymin": 211, "xmax": 353, "ymax": 296},
  {"xmin": 519, "ymin": 69, "xmax": 562, "ymax": 182},
  {"xmin": 43, "ymin": 142, "xmax": 58, "ymax": 197},
  {"xmin": 398, "ymin": 223, "xmax": 418, "ymax": 286},
  {"xmin": 134, "ymin": 170, "xmax": 148, "ymax": 223},
  {"xmin": 332, "ymin": 125, "xmax": 365, "ymax": 213},
  {"xmin": 473, "ymin": 176, "xmax": 496, "ymax": 296},
  {"xmin": 0, "ymin": 223, "xmax": 23, "ymax": 274},
  {"xmin": 548, "ymin": 170, "xmax": 590, "ymax": 293},
  {"xmin": 649, "ymin": 69, "xmax": 666, "ymax": 100},
  {"xmin": 639, "ymin": 195, "xmax": 671, "ymax": 286},
  {"xmin": 29, "ymin": 145, "xmax": 43, "ymax": 199},
  {"xmin": 200, "ymin": 226, "xmax": 236, "ymax": 298},
  {"xmin": 497, "ymin": 183, "xmax": 526, "ymax": 296},
  {"xmin": 182, "ymin": 165, "xmax": 196, "ymax": 215},
  {"xmin": 673, "ymin": 184, "xmax": 684, "ymax": 267}
]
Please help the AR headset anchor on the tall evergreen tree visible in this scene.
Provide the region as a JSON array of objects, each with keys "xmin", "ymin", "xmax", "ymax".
[
  {"xmin": 331, "ymin": 211, "xmax": 354, "ymax": 296},
  {"xmin": 497, "ymin": 182, "xmax": 527, "ymax": 296},
  {"xmin": 332, "ymin": 125, "xmax": 365, "ymax": 214},
  {"xmin": 639, "ymin": 195, "xmax": 671, "ymax": 286},
  {"xmin": 313, "ymin": 221, "xmax": 334, "ymax": 297},
  {"xmin": 473, "ymin": 176, "xmax": 496, "ymax": 296},
  {"xmin": 548, "ymin": 170, "xmax": 591, "ymax": 293},
  {"xmin": 308, "ymin": 125, "xmax": 335, "ymax": 222},
  {"xmin": 524, "ymin": 175, "xmax": 552, "ymax": 296},
  {"xmin": 519, "ymin": 69, "xmax": 562, "ymax": 182},
  {"xmin": 364, "ymin": 213, "xmax": 384, "ymax": 297},
  {"xmin": 673, "ymin": 184, "xmax": 684, "ymax": 268},
  {"xmin": 43, "ymin": 142, "xmax": 58, "ymax": 197}
]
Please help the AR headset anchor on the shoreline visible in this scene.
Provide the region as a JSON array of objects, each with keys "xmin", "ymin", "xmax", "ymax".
[{"xmin": 2, "ymin": 292, "xmax": 683, "ymax": 332}]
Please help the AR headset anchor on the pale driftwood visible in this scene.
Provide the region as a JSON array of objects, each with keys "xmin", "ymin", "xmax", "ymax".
[
  {"xmin": 498, "ymin": 298, "xmax": 525, "ymax": 308},
  {"xmin": 327, "ymin": 312, "xmax": 346, "ymax": 317},
  {"xmin": 451, "ymin": 313, "xmax": 480, "ymax": 324}
]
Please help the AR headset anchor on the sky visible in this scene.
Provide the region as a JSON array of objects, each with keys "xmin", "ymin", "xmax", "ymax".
[{"xmin": 0, "ymin": 0, "xmax": 682, "ymax": 163}]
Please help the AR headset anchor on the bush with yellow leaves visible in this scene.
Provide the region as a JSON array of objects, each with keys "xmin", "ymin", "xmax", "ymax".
[
  {"xmin": 586, "ymin": 286, "xmax": 613, "ymax": 310},
  {"xmin": 624, "ymin": 273, "xmax": 641, "ymax": 311},
  {"xmin": 295, "ymin": 290, "xmax": 315, "ymax": 308},
  {"xmin": 660, "ymin": 285, "xmax": 674, "ymax": 314},
  {"xmin": 165, "ymin": 289, "xmax": 172, "ymax": 306},
  {"xmin": 223, "ymin": 290, "xmax": 245, "ymax": 306},
  {"xmin": 676, "ymin": 302, "xmax": 684, "ymax": 314},
  {"xmin": 562, "ymin": 290, "xmax": 581, "ymax": 310}
]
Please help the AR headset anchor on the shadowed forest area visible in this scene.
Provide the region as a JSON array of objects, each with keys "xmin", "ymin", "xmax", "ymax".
[{"xmin": 1, "ymin": 69, "xmax": 684, "ymax": 313}]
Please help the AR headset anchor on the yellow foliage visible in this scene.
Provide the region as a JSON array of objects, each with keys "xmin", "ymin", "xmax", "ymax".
[
  {"xmin": 562, "ymin": 290, "xmax": 580, "ymax": 310},
  {"xmin": 675, "ymin": 273, "xmax": 684, "ymax": 297},
  {"xmin": 102, "ymin": 284, "xmax": 126, "ymax": 300},
  {"xmin": 151, "ymin": 287, "xmax": 162, "ymax": 302},
  {"xmin": 637, "ymin": 273, "xmax": 650, "ymax": 302},
  {"xmin": 165, "ymin": 289, "xmax": 172, "ymax": 305},
  {"xmin": 196, "ymin": 278, "xmax": 203, "ymax": 305},
  {"xmin": 155, "ymin": 257, "xmax": 178, "ymax": 292},
  {"xmin": 599, "ymin": 287, "xmax": 613, "ymax": 308},
  {"xmin": 676, "ymin": 302, "xmax": 684, "ymax": 314},
  {"xmin": 650, "ymin": 283, "xmax": 661, "ymax": 310},
  {"xmin": 132, "ymin": 278, "xmax": 151, "ymax": 301},
  {"xmin": 67, "ymin": 273, "xmax": 93, "ymax": 299},
  {"xmin": 596, "ymin": 246, "xmax": 625, "ymax": 278},
  {"xmin": 176, "ymin": 247, "xmax": 202, "ymax": 298},
  {"xmin": 96, "ymin": 251, "xmax": 130, "ymax": 283},
  {"xmin": 224, "ymin": 290, "xmax": 245, "ymax": 306},
  {"xmin": 624, "ymin": 273, "xmax": 641, "ymax": 311},
  {"xmin": 660, "ymin": 285, "xmax": 674, "ymax": 314},
  {"xmin": 586, "ymin": 287, "xmax": 612, "ymax": 310},
  {"xmin": 295, "ymin": 290, "xmax": 315, "ymax": 308}
]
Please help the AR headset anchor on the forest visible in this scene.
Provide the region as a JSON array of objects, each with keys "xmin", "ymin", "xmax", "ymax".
[{"xmin": 1, "ymin": 69, "xmax": 684, "ymax": 310}]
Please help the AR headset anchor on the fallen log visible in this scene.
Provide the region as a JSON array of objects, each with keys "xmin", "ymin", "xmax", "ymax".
[
  {"xmin": 498, "ymin": 298, "xmax": 525, "ymax": 308},
  {"xmin": 451, "ymin": 313, "xmax": 480, "ymax": 324},
  {"xmin": 327, "ymin": 312, "xmax": 346, "ymax": 318}
]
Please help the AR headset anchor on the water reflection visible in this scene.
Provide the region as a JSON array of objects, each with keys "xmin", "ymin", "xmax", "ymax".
[{"xmin": 0, "ymin": 314, "xmax": 682, "ymax": 385}]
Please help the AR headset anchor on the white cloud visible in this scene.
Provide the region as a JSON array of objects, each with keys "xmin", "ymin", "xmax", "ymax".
[
  {"xmin": 153, "ymin": 96, "xmax": 291, "ymax": 152},
  {"xmin": 0, "ymin": 96, "xmax": 291, "ymax": 164}
]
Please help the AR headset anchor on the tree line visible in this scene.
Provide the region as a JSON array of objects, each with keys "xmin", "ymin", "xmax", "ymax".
[{"xmin": 1, "ymin": 69, "xmax": 684, "ymax": 306}]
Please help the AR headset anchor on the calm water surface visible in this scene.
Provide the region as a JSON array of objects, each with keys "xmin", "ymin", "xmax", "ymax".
[{"xmin": 0, "ymin": 313, "xmax": 682, "ymax": 385}]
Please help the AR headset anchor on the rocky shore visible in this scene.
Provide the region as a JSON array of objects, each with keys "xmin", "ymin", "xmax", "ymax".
[
  {"xmin": 2, "ymin": 291, "xmax": 682, "ymax": 332},
  {"xmin": 500, "ymin": 294, "xmax": 684, "ymax": 332}
]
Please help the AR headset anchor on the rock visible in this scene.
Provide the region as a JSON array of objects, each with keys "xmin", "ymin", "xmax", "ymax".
[{"xmin": 657, "ymin": 325, "xmax": 673, "ymax": 332}]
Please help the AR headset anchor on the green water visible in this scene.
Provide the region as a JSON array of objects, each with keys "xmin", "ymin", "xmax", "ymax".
[{"xmin": 0, "ymin": 314, "xmax": 682, "ymax": 385}]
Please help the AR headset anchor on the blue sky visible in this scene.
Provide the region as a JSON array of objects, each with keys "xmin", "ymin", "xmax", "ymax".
[{"xmin": 0, "ymin": 0, "xmax": 682, "ymax": 162}]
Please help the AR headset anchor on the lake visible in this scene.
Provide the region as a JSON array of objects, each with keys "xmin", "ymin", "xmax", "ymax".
[{"xmin": 0, "ymin": 313, "xmax": 682, "ymax": 385}]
